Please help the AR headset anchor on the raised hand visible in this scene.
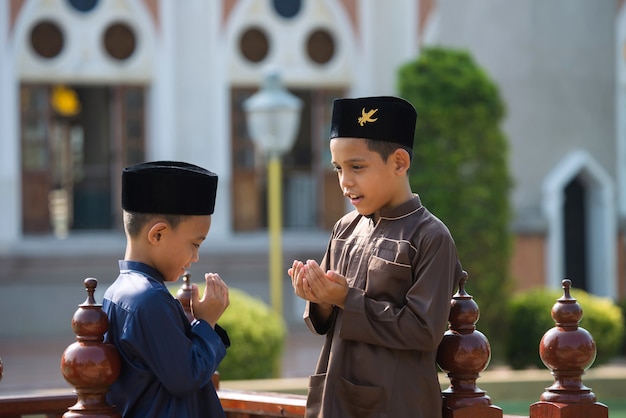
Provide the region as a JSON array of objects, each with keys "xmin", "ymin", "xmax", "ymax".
[
  {"xmin": 191, "ymin": 272, "xmax": 230, "ymax": 328},
  {"xmin": 289, "ymin": 260, "xmax": 325, "ymax": 304},
  {"xmin": 303, "ymin": 260, "xmax": 348, "ymax": 309}
]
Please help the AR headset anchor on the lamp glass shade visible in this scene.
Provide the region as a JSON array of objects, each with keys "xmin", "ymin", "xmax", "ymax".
[{"xmin": 244, "ymin": 72, "xmax": 302, "ymax": 156}]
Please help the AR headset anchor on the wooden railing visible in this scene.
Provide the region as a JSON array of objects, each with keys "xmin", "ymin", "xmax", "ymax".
[
  {"xmin": 0, "ymin": 390, "xmax": 542, "ymax": 418},
  {"xmin": 0, "ymin": 392, "xmax": 74, "ymax": 418},
  {"xmin": 0, "ymin": 275, "xmax": 610, "ymax": 418},
  {"xmin": 0, "ymin": 390, "xmax": 308, "ymax": 418}
]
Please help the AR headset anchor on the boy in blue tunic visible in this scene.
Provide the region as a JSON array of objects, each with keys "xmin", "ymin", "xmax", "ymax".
[{"xmin": 103, "ymin": 161, "xmax": 230, "ymax": 418}]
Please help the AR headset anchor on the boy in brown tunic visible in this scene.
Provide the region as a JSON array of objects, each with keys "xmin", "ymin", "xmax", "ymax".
[{"xmin": 289, "ymin": 96, "xmax": 464, "ymax": 417}]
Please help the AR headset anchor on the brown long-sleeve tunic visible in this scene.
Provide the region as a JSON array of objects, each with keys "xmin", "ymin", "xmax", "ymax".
[{"xmin": 304, "ymin": 195, "xmax": 464, "ymax": 418}]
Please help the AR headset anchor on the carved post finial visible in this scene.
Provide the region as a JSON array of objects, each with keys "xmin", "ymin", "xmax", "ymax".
[
  {"xmin": 436, "ymin": 271, "xmax": 502, "ymax": 418},
  {"xmin": 529, "ymin": 278, "xmax": 608, "ymax": 418},
  {"xmin": 457, "ymin": 271, "xmax": 469, "ymax": 296},
  {"xmin": 176, "ymin": 271, "xmax": 195, "ymax": 322},
  {"xmin": 561, "ymin": 278, "xmax": 572, "ymax": 299},
  {"xmin": 61, "ymin": 278, "xmax": 121, "ymax": 417}
]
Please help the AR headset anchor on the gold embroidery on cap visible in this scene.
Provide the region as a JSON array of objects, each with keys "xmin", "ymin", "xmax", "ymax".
[{"xmin": 358, "ymin": 108, "xmax": 378, "ymax": 126}]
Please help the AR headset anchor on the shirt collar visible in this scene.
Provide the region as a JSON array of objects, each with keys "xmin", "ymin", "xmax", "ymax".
[
  {"xmin": 378, "ymin": 194, "xmax": 423, "ymax": 220},
  {"xmin": 118, "ymin": 260, "xmax": 166, "ymax": 283}
]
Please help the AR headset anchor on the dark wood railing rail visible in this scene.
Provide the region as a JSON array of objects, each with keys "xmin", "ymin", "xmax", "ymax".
[
  {"xmin": 0, "ymin": 390, "xmax": 539, "ymax": 418},
  {"xmin": 0, "ymin": 276, "xmax": 609, "ymax": 418},
  {"xmin": 0, "ymin": 392, "xmax": 74, "ymax": 418},
  {"xmin": 0, "ymin": 390, "xmax": 309, "ymax": 418}
]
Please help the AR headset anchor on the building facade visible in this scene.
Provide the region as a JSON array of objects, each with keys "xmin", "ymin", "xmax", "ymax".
[{"xmin": 0, "ymin": 0, "xmax": 625, "ymax": 336}]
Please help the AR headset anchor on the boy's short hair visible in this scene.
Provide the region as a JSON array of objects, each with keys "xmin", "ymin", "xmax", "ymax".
[
  {"xmin": 365, "ymin": 139, "xmax": 413, "ymax": 162},
  {"xmin": 123, "ymin": 211, "xmax": 189, "ymax": 238},
  {"xmin": 122, "ymin": 161, "xmax": 218, "ymax": 216},
  {"xmin": 330, "ymin": 96, "xmax": 416, "ymax": 151}
]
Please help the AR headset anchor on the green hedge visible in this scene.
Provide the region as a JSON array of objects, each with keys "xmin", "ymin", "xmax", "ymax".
[
  {"xmin": 217, "ymin": 288, "xmax": 287, "ymax": 380},
  {"xmin": 169, "ymin": 285, "xmax": 287, "ymax": 380},
  {"xmin": 506, "ymin": 286, "xmax": 624, "ymax": 370},
  {"xmin": 618, "ymin": 297, "xmax": 626, "ymax": 355}
]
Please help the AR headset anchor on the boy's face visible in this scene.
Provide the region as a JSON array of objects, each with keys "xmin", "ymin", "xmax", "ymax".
[
  {"xmin": 153, "ymin": 215, "xmax": 212, "ymax": 282},
  {"xmin": 330, "ymin": 137, "xmax": 409, "ymax": 218}
]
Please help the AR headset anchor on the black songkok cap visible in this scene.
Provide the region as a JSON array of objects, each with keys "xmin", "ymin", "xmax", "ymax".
[
  {"xmin": 122, "ymin": 161, "xmax": 218, "ymax": 215},
  {"xmin": 330, "ymin": 96, "xmax": 417, "ymax": 150}
]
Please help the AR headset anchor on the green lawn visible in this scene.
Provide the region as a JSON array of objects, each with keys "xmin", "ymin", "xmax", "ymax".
[{"xmin": 497, "ymin": 398, "xmax": 626, "ymax": 417}]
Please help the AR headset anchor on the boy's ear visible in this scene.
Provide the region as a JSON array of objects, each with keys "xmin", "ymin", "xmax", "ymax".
[
  {"xmin": 147, "ymin": 221, "xmax": 168, "ymax": 245},
  {"xmin": 393, "ymin": 148, "xmax": 411, "ymax": 175}
]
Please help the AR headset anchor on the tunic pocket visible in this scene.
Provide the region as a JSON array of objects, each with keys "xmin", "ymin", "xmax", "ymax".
[
  {"xmin": 334, "ymin": 376, "xmax": 384, "ymax": 418},
  {"xmin": 365, "ymin": 255, "xmax": 412, "ymax": 306}
]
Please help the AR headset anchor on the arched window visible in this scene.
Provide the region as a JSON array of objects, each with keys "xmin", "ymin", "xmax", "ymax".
[
  {"xmin": 543, "ymin": 150, "xmax": 616, "ymax": 298},
  {"xmin": 563, "ymin": 176, "xmax": 587, "ymax": 291}
]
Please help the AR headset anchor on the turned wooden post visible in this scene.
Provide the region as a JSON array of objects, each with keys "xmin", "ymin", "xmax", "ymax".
[
  {"xmin": 177, "ymin": 271, "xmax": 195, "ymax": 322},
  {"xmin": 61, "ymin": 278, "xmax": 121, "ymax": 418},
  {"xmin": 529, "ymin": 279, "xmax": 608, "ymax": 418},
  {"xmin": 436, "ymin": 271, "xmax": 503, "ymax": 418},
  {"xmin": 175, "ymin": 272, "xmax": 220, "ymax": 389}
]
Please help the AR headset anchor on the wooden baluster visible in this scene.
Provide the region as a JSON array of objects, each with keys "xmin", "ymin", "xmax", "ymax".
[
  {"xmin": 177, "ymin": 271, "xmax": 195, "ymax": 323},
  {"xmin": 529, "ymin": 279, "xmax": 608, "ymax": 418},
  {"xmin": 436, "ymin": 271, "xmax": 503, "ymax": 418},
  {"xmin": 60, "ymin": 278, "xmax": 121, "ymax": 418},
  {"xmin": 175, "ymin": 272, "xmax": 220, "ymax": 390}
]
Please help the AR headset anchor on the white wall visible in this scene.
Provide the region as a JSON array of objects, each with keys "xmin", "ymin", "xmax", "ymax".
[{"xmin": 434, "ymin": 0, "xmax": 616, "ymax": 232}]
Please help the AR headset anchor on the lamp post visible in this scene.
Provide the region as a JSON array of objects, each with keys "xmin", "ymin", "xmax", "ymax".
[{"xmin": 243, "ymin": 71, "xmax": 302, "ymax": 316}]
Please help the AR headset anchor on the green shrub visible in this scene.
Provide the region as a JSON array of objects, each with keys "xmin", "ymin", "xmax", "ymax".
[
  {"xmin": 398, "ymin": 47, "xmax": 513, "ymax": 354},
  {"xmin": 506, "ymin": 286, "xmax": 624, "ymax": 370},
  {"xmin": 217, "ymin": 288, "xmax": 287, "ymax": 380},
  {"xmin": 615, "ymin": 297, "xmax": 626, "ymax": 355},
  {"xmin": 169, "ymin": 285, "xmax": 287, "ymax": 380}
]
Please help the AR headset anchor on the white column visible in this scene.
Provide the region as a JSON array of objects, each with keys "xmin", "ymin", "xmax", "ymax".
[
  {"xmin": 148, "ymin": 0, "xmax": 177, "ymax": 160},
  {"xmin": 0, "ymin": 3, "xmax": 21, "ymax": 243},
  {"xmin": 171, "ymin": 0, "xmax": 231, "ymax": 238},
  {"xmin": 206, "ymin": 1, "xmax": 232, "ymax": 238},
  {"xmin": 358, "ymin": 0, "xmax": 419, "ymax": 96},
  {"xmin": 616, "ymin": 7, "xmax": 626, "ymax": 219}
]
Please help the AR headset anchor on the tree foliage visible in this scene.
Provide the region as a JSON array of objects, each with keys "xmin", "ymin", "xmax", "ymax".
[{"xmin": 398, "ymin": 47, "xmax": 513, "ymax": 353}]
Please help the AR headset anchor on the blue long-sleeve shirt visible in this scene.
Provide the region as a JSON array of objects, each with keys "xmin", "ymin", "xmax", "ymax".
[{"xmin": 103, "ymin": 260, "xmax": 229, "ymax": 418}]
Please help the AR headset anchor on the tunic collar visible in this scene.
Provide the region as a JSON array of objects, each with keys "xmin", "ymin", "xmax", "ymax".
[
  {"xmin": 118, "ymin": 260, "xmax": 166, "ymax": 284},
  {"xmin": 378, "ymin": 194, "xmax": 423, "ymax": 221}
]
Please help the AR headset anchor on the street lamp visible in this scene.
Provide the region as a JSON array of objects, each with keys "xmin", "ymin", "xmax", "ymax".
[{"xmin": 243, "ymin": 70, "xmax": 302, "ymax": 316}]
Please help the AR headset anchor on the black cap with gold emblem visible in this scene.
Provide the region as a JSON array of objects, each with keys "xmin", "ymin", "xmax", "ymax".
[
  {"xmin": 329, "ymin": 96, "xmax": 417, "ymax": 150},
  {"xmin": 122, "ymin": 161, "xmax": 218, "ymax": 215}
]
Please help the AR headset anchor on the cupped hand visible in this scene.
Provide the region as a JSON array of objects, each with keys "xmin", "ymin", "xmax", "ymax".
[
  {"xmin": 191, "ymin": 272, "xmax": 230, "ymax": 328},
  {"xmin": 303, "ymin": 260, "xmax": 348, "ymax": 309}
]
